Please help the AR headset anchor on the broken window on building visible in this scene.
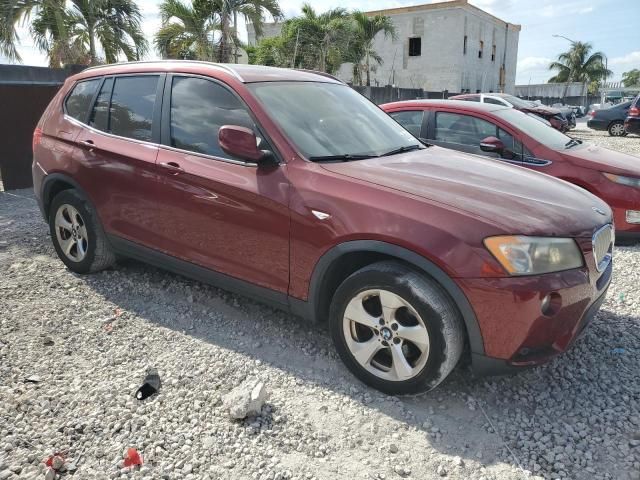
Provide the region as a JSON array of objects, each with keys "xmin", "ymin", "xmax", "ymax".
[
  {"xmin": 479, "ymin": 41, "xmax": 484, "ymax": 59},
  {"xmin": 409, "ymin": 37, "xmax": 421, "ymax": 57}
]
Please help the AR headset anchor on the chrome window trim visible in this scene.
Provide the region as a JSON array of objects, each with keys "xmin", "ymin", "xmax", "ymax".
[
  {"xmin": 64, "ymin": 114, "xmax": 260, "ymax": 168},
  {"xmin": 592, "ymin": 223, "xmax": 614, "ymax": 273}
]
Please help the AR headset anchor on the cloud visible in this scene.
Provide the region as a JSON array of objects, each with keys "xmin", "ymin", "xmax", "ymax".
[
  {"xmin": 517, "ymin": 56, "xmax": 552, "ymax": 72},
  {"xmin": 609, "ymin": 51, "xmax": 640, "ymax": 70}
]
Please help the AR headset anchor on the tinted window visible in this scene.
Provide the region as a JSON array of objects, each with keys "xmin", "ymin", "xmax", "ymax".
[
  {"xmin": 484, "ymin": 97, "xmax": 506, "ymax": 106},
  {"xmin": 435, "ymin": 112, "xmax": 496, "ymax": 146},
  {"xmin": 462, "ymin": 96, "xmax": 480, "ymax": 102},
  {"xmin": 89, "ymin": 77, "xmax": 113, "ymax": 132},
  {"xmin": 65, "ymin": 79, "xmax": 100, "ymax": 122},
  {"xmin": 110, "ymin": 76, "xmax": 158, "ymax": 142},
  {"xmin": 390, "ymin": 110, "xmax": 424, "ymax": 137},
  {"xmin": 170, "ymin": 76, "xmax": 255, "ymax": 158}
]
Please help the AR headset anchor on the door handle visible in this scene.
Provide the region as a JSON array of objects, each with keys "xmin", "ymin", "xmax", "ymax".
[
  {"xmin": 79, "ymin": 139, "xmax": 95, "ymax": 153},
  {"xmin": 159, "ymin": 161, "xmax": 185, "ymax": 174}
]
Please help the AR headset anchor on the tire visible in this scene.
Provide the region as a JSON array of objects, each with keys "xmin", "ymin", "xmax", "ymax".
[
  {"xmin": 608, "ymin": 121, "xmax": 625, "ymax": 136},
  {"xmin": 49, "ymin": 189, "xmax": 115, "ymax": 274},
  {"xmin": 329, "ymin": 261, "xmax": 465, "ymax": 395}
]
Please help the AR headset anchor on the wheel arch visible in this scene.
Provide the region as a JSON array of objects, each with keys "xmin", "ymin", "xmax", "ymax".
[
  {"xmin": 296, "ymin": 240, "xmax": 485, "ymax": 355},
  {"xmin": 41, "ymin": 173, "xmax": 92, "ymax": 220}
]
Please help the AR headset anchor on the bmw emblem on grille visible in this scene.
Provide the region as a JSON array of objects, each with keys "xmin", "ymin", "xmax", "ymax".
[{"xmin": 592, "ymin": 206, "xmax": 606, "ymax": 216}]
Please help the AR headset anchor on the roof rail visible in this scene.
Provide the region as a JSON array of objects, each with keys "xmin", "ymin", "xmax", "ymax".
[{"xmin": 82, "ymin": 60, "xmax": 242, "ymax": 81}]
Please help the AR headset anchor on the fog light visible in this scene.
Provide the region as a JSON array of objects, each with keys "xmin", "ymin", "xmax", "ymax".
[{"xmin": 626, "ymin": 210, "xmax": 640, "ymax": 224}]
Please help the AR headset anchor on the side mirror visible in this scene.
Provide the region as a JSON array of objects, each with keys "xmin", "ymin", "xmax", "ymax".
[
  {"xmin": 479, "ymin": 136, "xmax": 504, "ymax": 154},
  {"xmin": 219, "ymin": 125, "xmax": 270, "ymax": 164}
]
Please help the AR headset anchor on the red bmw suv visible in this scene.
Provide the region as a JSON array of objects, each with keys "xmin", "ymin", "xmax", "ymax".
[{"xmin": 33, "ymin": 62, "xmax": 613, "ymax": 394}]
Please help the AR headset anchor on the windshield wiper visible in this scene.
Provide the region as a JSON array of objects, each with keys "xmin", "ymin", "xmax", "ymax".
[
  {"xmin": 379, "ymin": 144, "xmax": 423, "ymax": 157},
  {"xmin": 308, "ymin": 153, "xmax": 377, "ymax": 162},
  {"xmin": 564, "ymin": 138, "xmax": 582, "ymax": 149}
]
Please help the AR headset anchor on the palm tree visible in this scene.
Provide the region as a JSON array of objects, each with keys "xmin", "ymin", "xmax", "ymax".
[
  {"xmin": 350, "ymin": 12, "xmax": 396, "ymax": 86},
  {"xmin": 548, "ymin": 41, "xmax": 611, "ymax": 86},
  {"xmin": 155, "ymin": 0, "xmax": 219, "ymax": 60},
  {"xmin": 622, "ymin": 69, "xmax": 640, "ymax": 88},
  {"xmin": 283, "ymin": 3, "xmax": 351, "ymax": 73},
  {"xmin": 216, "ymin": 0, "xmax": 282, "ymax": 63},
  {"xmin": 1, "ymin": 0, "xmax": 148, "ymax": 65}
]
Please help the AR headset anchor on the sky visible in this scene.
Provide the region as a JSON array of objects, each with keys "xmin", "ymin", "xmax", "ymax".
[{"xmin": 3, "ymin": 0, "xmax": 640, "ymax": 85}]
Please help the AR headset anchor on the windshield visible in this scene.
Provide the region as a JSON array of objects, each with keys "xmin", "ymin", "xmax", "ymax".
[
  {"xmin": 494, "ymin": 108, "xmax": 573, "ymax": 149},
  {"xmin": 248, "ymin": 82, "xmax": 420, "ymax": 159},
  {"xmin": 501, "ymin": 94, "xmax": 538, "ymax": 109}
]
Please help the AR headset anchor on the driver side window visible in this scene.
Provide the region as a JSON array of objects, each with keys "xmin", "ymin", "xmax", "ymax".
[
  {"xmin": 434, "ymin": 112, "xmax": 495, "ymax": 147},
  {"xmin": 169, "ymin": 76, "xmax": 258, "ymax": 160}
]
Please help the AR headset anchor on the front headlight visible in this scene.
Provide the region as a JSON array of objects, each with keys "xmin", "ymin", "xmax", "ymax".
[
  {"xmin": 603, "ymin": 172, "xmax": 640, "ymax": 188},
  {"xmin": 484, "ymin": 236, "xmax": 583, "ymax": 275}
]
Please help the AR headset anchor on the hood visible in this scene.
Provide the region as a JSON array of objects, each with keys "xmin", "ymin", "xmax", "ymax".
[
  {"xmin": 321, "ymin": 146, "xmax": 611, "ymax": 238},
  {"xmin": 562, "ymin": 143, "xmax": 640, "ymax": 175},
  {"xmin": 526, "ymin": 105, "xmax": 562, "ymax": 116}
]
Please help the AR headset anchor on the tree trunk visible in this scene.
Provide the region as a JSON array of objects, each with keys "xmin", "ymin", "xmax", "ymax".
[
  {"xmin": 88, "ymin": 24, "xmax": 97, "ymax": 65},
  {"xmin": 218, "ymin": 12, "xmax": 230, "ymax": 63},
  {"xmin": 365, "ymin": 51, "xmax": 370, "ymax": 87}
]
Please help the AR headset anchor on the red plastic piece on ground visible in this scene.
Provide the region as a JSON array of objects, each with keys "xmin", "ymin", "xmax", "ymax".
[
  {"xmin": 45, "ymin": 453, "xmax": 63, "ymax": 468},
  {"xmin": 123, "ymin": 448, "xmax": 143, "ymax": 467}
]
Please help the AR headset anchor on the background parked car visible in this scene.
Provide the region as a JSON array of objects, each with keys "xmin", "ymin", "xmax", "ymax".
[
  {"xmin": 449, "ymin": 92, "xmax": 570, "ymax": 132},
  {"xmin": 625, "ymin": 94, "xmax": 640, "ymax": 136},
  {"xmin": 382, "ymin": 99, "xmax": 640, "ymax": 243},
  {"xmin": 587, "ymin": 100, "xmax": 633, "ymax": 136}
]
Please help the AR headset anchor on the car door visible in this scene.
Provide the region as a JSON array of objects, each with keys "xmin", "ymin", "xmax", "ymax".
[
  {"xmin": 71, "ymin": 73, "xmax": 164, "ymax": 246},
  {"xmin": 153, "ymin": 74, "xmax": 290, "ymax": 295}
]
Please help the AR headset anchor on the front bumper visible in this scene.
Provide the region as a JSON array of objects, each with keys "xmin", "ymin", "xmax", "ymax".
[{"xmin": 461, "ymin": 239, "xmax": 612, "ymax": 374}]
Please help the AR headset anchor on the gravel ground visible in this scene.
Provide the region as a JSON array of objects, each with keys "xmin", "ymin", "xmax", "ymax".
[{"xmin": 1, "ymin": 130, "xmax": 639, "ymax": 480}]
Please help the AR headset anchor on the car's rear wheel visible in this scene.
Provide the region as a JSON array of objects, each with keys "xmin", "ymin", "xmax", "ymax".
[
  {"xmin": 608, "ymin": 121, "xmax": 626, "ymax": 136},
  {"xmin": 49, "ymin": 189, "xmax": 115, "ymax": 274},
  {"xmin": 329, "ymin": 261, "xmax": 465, "ymax": 394}
]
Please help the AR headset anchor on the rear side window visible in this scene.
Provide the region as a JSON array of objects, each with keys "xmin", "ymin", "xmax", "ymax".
[
  {"xmin": 390, "ymin": 110, "xmax": 424, "ymax": 138},
  {"xmin": 89, "ymin": 77, "xmax": 114, "ymax": 132},
  {"xmin": 169, "ymin": 76, "xmax": 254, "ymax": 159},
  {"xmin": 65, "ymin": 79, "xmax": 100, "ymax": 122},
  {"xmin": 109, "ymin": 76, "xmax": 159, "ymax": 142},
  {"xmin": 484, "ymin": 97, "xmax": 506, "ymax": 106}
]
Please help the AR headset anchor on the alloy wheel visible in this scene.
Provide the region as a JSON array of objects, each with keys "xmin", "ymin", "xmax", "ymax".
[
  {"xmin": 54, "ymin": 204, "xmax": 89, "ymax": 262},
  {"xmin": 342, "ymin": 289, "xmax": 430, "ymax": 382},
  {"xmin": 610, "ymin": 123, "xmax": 625, "ymax": 136}
]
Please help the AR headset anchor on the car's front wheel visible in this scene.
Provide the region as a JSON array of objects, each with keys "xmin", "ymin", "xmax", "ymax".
[
  {"xmin": 49, "ymin": 189, "xmax": 115, "ymax": 274},
  {"xmin": 329, "ymin": 261, "xmax": 465, "ymax": 394},
  {"xmin": 608, "ymin": 121, "xmax": 626, "ymax": 136}
]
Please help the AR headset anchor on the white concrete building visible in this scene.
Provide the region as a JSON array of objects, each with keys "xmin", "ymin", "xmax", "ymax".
[{"xmin": 248, "ymin": 0, "xmax": 520, "ymax": 94}]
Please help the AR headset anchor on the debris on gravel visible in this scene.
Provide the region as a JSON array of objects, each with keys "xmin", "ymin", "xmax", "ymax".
[
  {"xmin": 0, "ymin": 129, "xmax": 638, "ymax": 480},
  {"xmin": 222, "ymin": 377, "xmax": 268, "ymax": 419}
]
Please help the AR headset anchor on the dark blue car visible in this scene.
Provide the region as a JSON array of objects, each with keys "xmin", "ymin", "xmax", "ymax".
[{"xmin": 587, "ymin": 101, "xmax": 632, "ymax": 136}]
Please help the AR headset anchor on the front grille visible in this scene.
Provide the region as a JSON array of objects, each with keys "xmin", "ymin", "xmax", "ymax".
[{"xmin": 592, "ymin": 224, "xmax": 613, "ymax": 272}]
